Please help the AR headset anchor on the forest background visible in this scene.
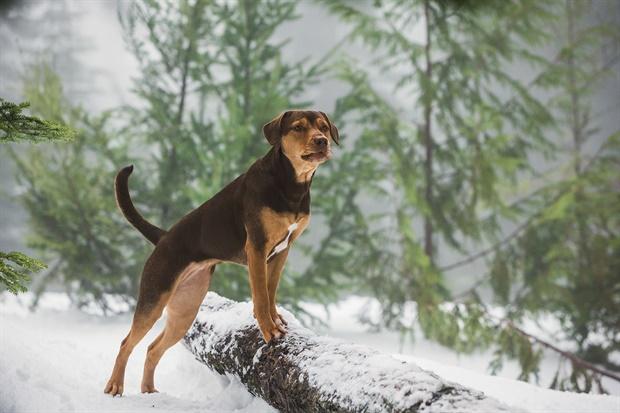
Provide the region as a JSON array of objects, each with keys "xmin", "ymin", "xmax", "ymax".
[{"xmin": 1, "ymin": 0, "xmax": 619, "ymax": 395}]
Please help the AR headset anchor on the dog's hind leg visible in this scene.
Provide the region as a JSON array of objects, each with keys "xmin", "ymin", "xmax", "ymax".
[
  {"xmin": 141, "ymin": 262, "xmax": 215, "ymax": 393},
  {"xmin": 103, "ymin": 296, "xmax": 167, "ymax": 396},
  {"xmin": 104, "ymin": 246, "xmax": 189, "ymax": 397}
]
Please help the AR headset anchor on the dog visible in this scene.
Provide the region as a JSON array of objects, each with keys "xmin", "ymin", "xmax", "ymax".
[{"xmin": 104, "ymin": 110, "xmax": 338, "ymax": 396}]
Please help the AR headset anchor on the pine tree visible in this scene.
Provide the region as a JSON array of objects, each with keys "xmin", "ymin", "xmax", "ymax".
[
  {"xmin": 486, "ymin": 0, "xmax": 620, "ymax": 392},
  {"xmin": 8, "ymin": 63, "xmax": 144, "ymax": 311},
  {"xmin": 11, "ymin": 0, "xmax": 328, "ymax": 313},
  {"xmin": 120, "ymin": 0, "xmax": 329, "ymax": 311},
  {"xmin": 319, "ymin": 0, "xmax": 620, "ymax": 392},
  {"xmin": 0, "ymin": 97, "xmax": 74, "ymax": 294},
  {"xmin": 118, "ymin": 0, "xmax": 220, "ymax": 230},
  {"xmin": 318, "ymin": 0, "xmax": 567, "ymax": 378}
]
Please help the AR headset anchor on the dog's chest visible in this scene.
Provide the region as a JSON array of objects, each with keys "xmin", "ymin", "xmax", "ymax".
[
  {"xmin": 267, "ymin": 222, "xmax": 298, "ymax": 260},
  {"xmin": 260, "ymin": 209, "xmax": 309, "ymax": 261}
]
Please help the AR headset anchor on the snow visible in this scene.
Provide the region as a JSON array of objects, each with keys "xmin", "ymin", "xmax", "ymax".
[
  {"xmin": 285, "ymin": 334, "xmax": 511, "ymax": 412},
  {"xmin": 0, "ymin": 293, "xmax": 275, "ymax": 413},
  {"xmin": 396, "ymin": 355, "xmax": 619, "ymax": 413},
  {"xmin": 1, "ymin": 292, "xmax": 619, "ymax": 413}
]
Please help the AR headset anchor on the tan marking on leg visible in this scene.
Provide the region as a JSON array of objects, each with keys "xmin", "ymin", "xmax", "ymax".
[
  {"xmin": 246, "ymin": 239, "xmax": 282, "ymax": 343},
  {"xmin": 251, "ymin": 210, "xmax": 309, "ymax": 338},
  {"xmin": 104, "ymin": 293, "xmax": 169, "ymax": 397},
  {"xmin": 266, "ymin": 222, "xmax": 306, "ymax": 328},
  {"xmin": 267, "ymin": 248, "xmax": 289, "ymax": 329},
  {"xmin": 141, "ymin": 261, "xmax": 215, "ymax": 393}
]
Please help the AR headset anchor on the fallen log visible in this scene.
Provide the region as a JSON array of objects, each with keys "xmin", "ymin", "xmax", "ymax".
[{"xmin": 184, "ymin": 293, "xmax": 515, "ymax": 413}]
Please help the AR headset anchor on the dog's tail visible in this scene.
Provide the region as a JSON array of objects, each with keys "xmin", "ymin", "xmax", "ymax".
[{"xmin": 115, "ymin": 165, "xmax": 166, "ymax": 245}]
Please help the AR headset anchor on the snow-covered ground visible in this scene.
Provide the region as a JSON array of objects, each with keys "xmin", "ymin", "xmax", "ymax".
[{"xmin": 1, "ymin": 292, "xmax": 618, "ymax": 413}]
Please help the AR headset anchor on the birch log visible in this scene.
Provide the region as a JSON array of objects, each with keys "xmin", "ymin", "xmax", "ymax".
[{"xmin": 184, "ymin": 293, "xmax": 516, "ymax": 413}]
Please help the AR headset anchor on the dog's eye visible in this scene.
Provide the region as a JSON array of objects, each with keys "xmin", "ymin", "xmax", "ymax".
[
  {"xmin": 293, "ymin": 125, "xmax": 305, "ymax": 132},
  {"xmin": 319, "ymin": 124, "xmax": 329, "ymax": 133}
]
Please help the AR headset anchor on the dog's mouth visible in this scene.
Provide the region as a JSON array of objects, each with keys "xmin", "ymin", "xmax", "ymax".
[{"xmin": 301, "ymin": 150, "xmax": 330, "ymax": 162}]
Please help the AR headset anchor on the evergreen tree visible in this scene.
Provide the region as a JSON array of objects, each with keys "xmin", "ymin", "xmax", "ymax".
[
  {"xmin": 319, "ymin": 0, "xmax": 566, "ymax": 379},
  {"xmin": 11, "ymin": 0, "xmax": 329, "ymax": 314},
  {"xmin": 118, "ymin": 0, "xmax": 219, "ymax": 230},
  {"xmin": 486, "ymin": 0, "xmax": 620, "ymax": 392},
  {"xmin": 0, "ymin": 0, "xmax": 91, "ymax": 268},
  {"xmin": 320, "ymin": 0, "xmax": 620, "ymax": 392},
  {"xmin": 0, "ymin": 96, "xmax": 74, "ymax": 294},
  {"xmin": 120, "ymin": 0, "xmax": 329, "ymax": 312},
  {"xmin": 8, "ymin": 63, "xmax": 144, "ymax": 311}
]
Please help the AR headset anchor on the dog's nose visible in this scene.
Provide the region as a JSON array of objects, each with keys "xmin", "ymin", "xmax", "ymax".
[{"xmin": 313, "ymin": 136, "xmax": 328, "ymax": 148}]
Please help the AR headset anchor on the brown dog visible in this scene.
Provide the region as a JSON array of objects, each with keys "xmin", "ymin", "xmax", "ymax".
[{"xmin": 103, "ymin": 110, "xmax": 338, "ymax": 396}]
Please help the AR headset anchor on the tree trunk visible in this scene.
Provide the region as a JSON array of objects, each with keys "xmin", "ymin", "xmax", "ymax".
[
  {"xmin": 184, "ymin": 293, "xmax": 514, "ymax": 413},
  {"xmin": 566, "ymin": 0, "xmax": 589, "ymax": 277},
  {"xmin": 422, "ymin": 0, "xmax": 434, "ymax": 263}
]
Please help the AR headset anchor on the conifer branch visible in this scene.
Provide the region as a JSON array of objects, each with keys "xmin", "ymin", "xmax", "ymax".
[
  {"xmin": 440, "ymin": 139, "xmax": 612, "ymax": 272},
  {"xmin": 0, "ymin": 98, "xmax": 75, "ymax": 143},
  {"xmin": 0, "ymin": 251, "xmax": 46, "ymax": 294}
]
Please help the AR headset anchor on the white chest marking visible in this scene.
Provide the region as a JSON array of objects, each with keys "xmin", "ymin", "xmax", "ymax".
[{"xmin": 267, "ymin": 223, "xmax": 298, "ymax": 260}]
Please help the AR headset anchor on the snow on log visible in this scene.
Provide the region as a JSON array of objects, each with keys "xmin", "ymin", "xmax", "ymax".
[{"xmin": 184, "ymin": 293, "xmax": 515, "ymax": 413}]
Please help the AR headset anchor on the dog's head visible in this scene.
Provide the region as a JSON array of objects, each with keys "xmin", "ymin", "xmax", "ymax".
[{"xmin": 263, "ymin": 110, "xmax": 339, "ymax": 168}]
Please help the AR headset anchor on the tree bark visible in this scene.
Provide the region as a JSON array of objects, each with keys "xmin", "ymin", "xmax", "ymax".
[
  {"xmin": 566, "ymin": 0, "xmax": 590, "ymax": 278},
  {"xmin": 184, "ymin": 293, "xmax": 514, "ymax": 413},
  {"xmin": 422, "ymin": 0, "xmax": 435, "ymax": 263}
]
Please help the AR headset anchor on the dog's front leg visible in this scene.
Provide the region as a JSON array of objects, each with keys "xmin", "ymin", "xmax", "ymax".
[
  {"xmin": 246, "ymin": 241, "xmax": 286, "ymax": 342},
  {"xmin": 267, "ymin": 248, "xmax": 289, "ymax": 329}
]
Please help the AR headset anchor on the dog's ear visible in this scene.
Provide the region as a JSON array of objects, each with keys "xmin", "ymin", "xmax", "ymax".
[
  {"xmin": 263, "ymin": 111, "xmax": 291, "ymax": 145},
  {"xmin": 320, "ymin": 111, "xmax": 339, "ymax": 146}
]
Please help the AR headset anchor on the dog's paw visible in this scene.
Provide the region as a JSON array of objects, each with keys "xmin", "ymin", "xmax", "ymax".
[
  {"xmin": 270, "ymin": 311, "xmax": 288, "ymax": 335},
  {"xmin": 104, "ymin": 378, "xmax": 124, "ymax": 397},
  {"xmin": 274, "ymin": 318, "xmax": 286, "ymax": 333},
  {"xmin": 259, "ymin": 320, "xmax": 287, "ymax": 343},
  {"xmin": 274, "ymin": 311, "xmax": 288, "ymax": 327}
]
